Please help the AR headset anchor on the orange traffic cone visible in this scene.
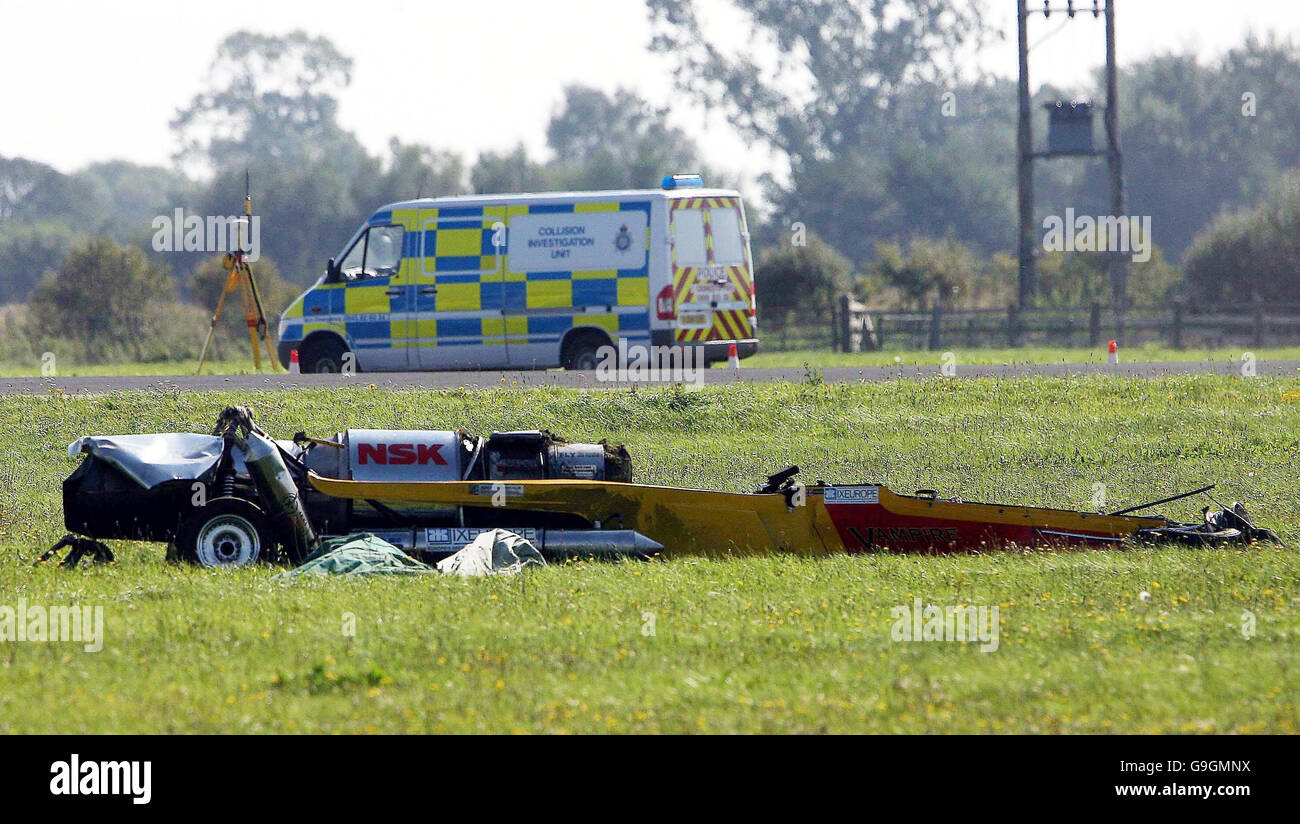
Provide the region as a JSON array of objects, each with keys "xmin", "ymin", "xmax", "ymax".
[
  {"xmin": 727, "ymin": 342, "xmax": 740, "ymax": 369},
  {"xmin": 289, "ymin": 349, "xmax": 301, "ymax": 375},
  {"xmin": 1107, "ymin": 340, "xmax": 1119, "ymax": 364}
]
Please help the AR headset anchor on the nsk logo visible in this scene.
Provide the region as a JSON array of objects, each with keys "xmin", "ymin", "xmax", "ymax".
[{"xmin": 356, "ymin": 443, "xmax": 447, "ymax": 466}]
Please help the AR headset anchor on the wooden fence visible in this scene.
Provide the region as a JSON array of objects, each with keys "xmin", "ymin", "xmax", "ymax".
[{"xmin": 758, "ymin": 297, "xmax": 1300, "ymax": 352}]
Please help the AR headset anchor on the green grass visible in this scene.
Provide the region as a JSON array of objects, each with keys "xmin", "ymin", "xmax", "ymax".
[
  {"xmin": 4, "ymin": 343, "xmax": 1298, "ymax": 377},
  {"xmin": 0, "ymin": 359, "xmax": 265, "ymax": 378},
  {"xmin": 1, "ymin": 376, "xmax": 1298, "ymax": 732},
  {"xmin": 739, "ymin": 344, "xmax": 1300, "ymax": 369}
]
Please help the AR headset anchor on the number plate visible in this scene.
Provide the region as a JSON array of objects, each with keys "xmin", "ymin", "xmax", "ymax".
[{"xmin": 677, "ymin": 311, "xmax": 710, "ymax": 329}]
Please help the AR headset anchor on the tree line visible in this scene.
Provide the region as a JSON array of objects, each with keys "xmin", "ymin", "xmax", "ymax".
[{"xmin": 3, "ymin": 2, "xmax": 1300, "ymax": 364}]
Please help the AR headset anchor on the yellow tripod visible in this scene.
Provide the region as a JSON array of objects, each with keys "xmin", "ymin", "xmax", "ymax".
[{"xmin": 196, "ymin": 184, "xmax": 278, "ymax": 373}]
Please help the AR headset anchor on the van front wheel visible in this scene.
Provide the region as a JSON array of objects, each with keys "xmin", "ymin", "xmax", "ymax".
[{"xmin": 301, "ymin": 338, "xmax": 350, "ymax": 374}]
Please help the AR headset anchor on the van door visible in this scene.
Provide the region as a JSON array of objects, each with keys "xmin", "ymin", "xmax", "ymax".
[
  {"xmin": 414, "ymin": 205, "xmax": 508, "ymax": 369},
  {"xmin": 670, "ymin": 196, "xmax": 755, "ymax": 345},
  {"xmin": 337, "ymin": 215, "xmax": 414, "ymax": 371},
  {"xmin": 502, "ymin": 200, "xmax": 651, "ymax": 367}
]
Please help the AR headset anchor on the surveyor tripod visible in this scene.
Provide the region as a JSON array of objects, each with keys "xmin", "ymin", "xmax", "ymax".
[{"xmin": 195, "ymin": 181, "xmax": 278, "ymax": 373}]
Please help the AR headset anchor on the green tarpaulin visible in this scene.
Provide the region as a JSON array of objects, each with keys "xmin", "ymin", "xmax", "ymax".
[
  {"xmin": 276, "ymin": 529, "xmax": 546, "ymax": 578},
  {"xmin": 277, "ymin": 533, "xmax": 434, "ymax": 577}
]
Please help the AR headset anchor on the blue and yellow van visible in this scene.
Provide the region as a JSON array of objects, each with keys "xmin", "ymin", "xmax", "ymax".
[{"xmin": 277, "ymin": 175, "xmax": 758, "ymax": 372}]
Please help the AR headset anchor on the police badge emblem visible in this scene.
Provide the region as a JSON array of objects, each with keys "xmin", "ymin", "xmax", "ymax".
[{"xmin": 614, "ymin": 224, "xmax": 632, "ymax": 252}]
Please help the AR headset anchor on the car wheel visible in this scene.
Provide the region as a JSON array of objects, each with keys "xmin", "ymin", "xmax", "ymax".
[
  {"xmin": 301, "ymin": 338, "xmax": 350, "ymax": 374},
  {"xmin": 563, "ymin": 334, "xmax": 607, "ymax": 371},
  {"xmin": 176, "ymin": 497, "xmax": 274, "ymax": 568}
]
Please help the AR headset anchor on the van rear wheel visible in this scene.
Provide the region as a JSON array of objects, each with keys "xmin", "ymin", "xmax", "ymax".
[
  {"xmin": 301, "ymin": 338, "xmax": 350, "ymax": 374},
  {"xmin": 562, "ymin": 332, "xmax": 609, "ymax": 371}
]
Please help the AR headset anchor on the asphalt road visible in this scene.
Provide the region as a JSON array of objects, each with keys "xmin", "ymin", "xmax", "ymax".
[{"xmin": 2, "ymin": 359, "xmax": 1296, "ymax": 395}]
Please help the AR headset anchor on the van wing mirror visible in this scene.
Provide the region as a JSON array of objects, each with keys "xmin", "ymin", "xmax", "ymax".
[{"xmin": 326, "ymin": 257, "xmax": 338, "ymax": 280}]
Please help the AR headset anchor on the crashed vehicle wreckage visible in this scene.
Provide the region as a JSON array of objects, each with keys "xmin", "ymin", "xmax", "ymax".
[{"xmin": 48, "ymin": 406, "xmax": 1280, "ymax": 569}]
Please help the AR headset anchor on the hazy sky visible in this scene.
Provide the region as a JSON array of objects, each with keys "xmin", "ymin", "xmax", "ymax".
[{"xmin": 2, "ymin": 0, "xmax": 1296, "ymax": 184}]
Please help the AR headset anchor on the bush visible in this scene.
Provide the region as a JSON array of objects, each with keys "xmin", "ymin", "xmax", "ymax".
[
  {"xmin": 10, "ymin": 239, "xmax": 303, "ymax": 367},
  {"xmin": 1184, "ymin": 171, "xmax": 1300, "ymax": 305},
  {"xmin": 25, "ymin": 238, "xmax": 179, "ymax": 363},
  {"xmin": 0, "ymin": 304, "xmax": 36, "ymax": 364},
  {"xmin": 1036, "ymin": 244, "xmax": 1182, "ymax": 310},
  {"xmin": 756, "ymin": 232, "xmax": 854, "ymax": 323},
  {"xmin": 864, "ymin": 237, "xmax": 1015, "ymax": 310}
]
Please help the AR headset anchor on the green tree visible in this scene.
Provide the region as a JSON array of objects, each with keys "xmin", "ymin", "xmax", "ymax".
[
  {"xmin": 1101, "ymin": 36, "xmax": 1300, "ymax": 259},
  {"xmin": 0, "ymin": 303, "xmax": 35, "ymax": 364},
  {"xmin": 648, "ymin": 0, "xmax": 991, "ymax": 162},
  {"xmin": 545, "ymin": 85, "xmax": 702, "ymax": 189},
  {"xmin": 72, "ymin": 161, "xmax": 198, "ymax": 242},
  {"xmin": 0, "ymin": 221, "xmax": 85, "ymax": 304},
  {"xmin": 648, "ymin": 1, "xmax": 1006, "ymax": 261},
  {"xmin": 177, "ymin": 33, "xmax": 469, "ymax": 284},
  {"xmin": 471, "ymin": 144, "xmax": 552, "ymax": 194},
  {"xmin": 469, "ymin": 86, "xmax": 720, "ymax": 195},
  {"xmin": 0, "ymin": 156, "xmax": 98, "ymax": 225},
  {"xmin": 360, "ymin": 139, "xmax": 465, "ymax": 203},
  {"xmin": 171, "ymin": 30, "xmax": 357, "ymax": 174}
]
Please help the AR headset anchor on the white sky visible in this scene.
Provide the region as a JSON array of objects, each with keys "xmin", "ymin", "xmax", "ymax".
[{"xmin": 1, "ymin": 0, "xmax": 1296, "ymax": 185}]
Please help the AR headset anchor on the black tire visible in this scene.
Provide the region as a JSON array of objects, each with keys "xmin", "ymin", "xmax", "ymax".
[
  {"xmin": 300, "ymin": 337, "xmax": 350, "ymax": 374},
  {"xmin": 562, "ymin": 332, "xmax": 608, "ymax": 371},
  {"xmin": 176, "ymin": 497, "xmax": 274, "ymax": 568}
]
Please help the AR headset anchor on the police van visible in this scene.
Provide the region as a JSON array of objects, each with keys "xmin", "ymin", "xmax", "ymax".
[{"xmin": 277, "ymin": 174, "xmax": 758, "ymax": 372}]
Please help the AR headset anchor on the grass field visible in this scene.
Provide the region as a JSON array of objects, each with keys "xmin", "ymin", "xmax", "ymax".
[
  {"xmin": 739, "ymin": 344, "xmax": 1300, "ymax": 369},
  {"xmin": 0, "ymin": 359, "xmax": 264, "ymax": 378},
  {"xmin": 1, "ymin": 376, "xmax": 1297, "ymax": 733},
  {"xmin": 3, "ymin": 344, "xmax": 1299, "ymax": 378}
]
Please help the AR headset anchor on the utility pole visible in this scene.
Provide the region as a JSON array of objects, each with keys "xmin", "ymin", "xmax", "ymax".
[
  {"xmin": 1017, "ymin": 1, "xmax": 1035, "ymax": 315},
  {"xmin": 1016, "ymin": 1, "xmax": 1124, "ymax": 319},
  {"xmin": 1104, "ymin": 0, "xmax": 1126, "ymax": 312}
]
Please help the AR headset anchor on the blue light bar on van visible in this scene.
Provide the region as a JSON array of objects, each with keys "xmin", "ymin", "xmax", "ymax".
[{"xmin": 661, "ymin": 173, "xmax": 704, "ymax": 189}]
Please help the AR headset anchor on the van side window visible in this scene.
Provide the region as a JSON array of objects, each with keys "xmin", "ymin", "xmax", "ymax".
[
  {"xmin": 672, "ymin": 209, "xmax": 707, "ymax": 266},
  {"xmin": 367, "ymin": 226, "xmax": 404, "ymax": 276},
  {"xmin": 338, "ymin": 225, "xmax": 405, "ymax": 281}
]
